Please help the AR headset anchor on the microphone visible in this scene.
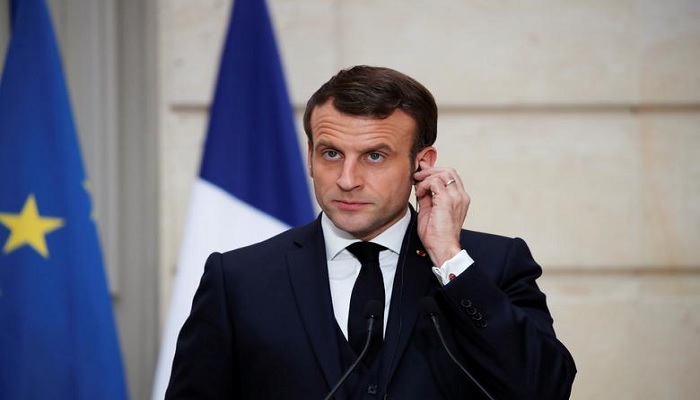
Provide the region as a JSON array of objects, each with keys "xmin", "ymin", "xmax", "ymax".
[
  {"xmin": 324, "ymin": 300, "xmax": 383, "ymax": 400},
  {"xmin": 419, "ymin": 297, "xmax": 496, "ymax": 400}
]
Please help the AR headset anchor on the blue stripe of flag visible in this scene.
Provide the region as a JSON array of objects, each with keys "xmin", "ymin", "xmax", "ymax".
[{"xmin": 199, "ymin": 0, "xmax": 314, "ymax": 227}]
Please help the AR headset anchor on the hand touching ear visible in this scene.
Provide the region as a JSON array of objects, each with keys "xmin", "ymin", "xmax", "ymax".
[{"xmin": 413, "ymin": 161, "xmax": 470, "ymax": 267}]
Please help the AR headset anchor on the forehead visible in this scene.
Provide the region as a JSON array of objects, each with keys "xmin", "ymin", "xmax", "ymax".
[{"xmin": 309, "ymin": 102, "xmax": 416, "ymax": 144}]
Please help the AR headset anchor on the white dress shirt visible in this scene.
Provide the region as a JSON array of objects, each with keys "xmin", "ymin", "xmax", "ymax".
[{"xmin": 322, "ymin": 207, "xmax": 474, "ymax": 339}]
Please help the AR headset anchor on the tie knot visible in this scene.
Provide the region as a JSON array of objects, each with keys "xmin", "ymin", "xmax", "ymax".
[{"xmin": 347, "ymin": 241, "xmax": 385, "ymax": 265}]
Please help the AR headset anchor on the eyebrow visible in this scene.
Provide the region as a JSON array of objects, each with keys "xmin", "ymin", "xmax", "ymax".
[
  {"xmin": 314, "ymin": 139, "xmax": 394, "ymax": 154},
  {"xmin": 364, "ymin": 143, "xmax": 393, "ymax": 153}
]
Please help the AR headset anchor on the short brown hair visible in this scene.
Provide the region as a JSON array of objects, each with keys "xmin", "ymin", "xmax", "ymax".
[{"xmin": 303, "ymin": 66, "xmax": 437, "ymax": 160}]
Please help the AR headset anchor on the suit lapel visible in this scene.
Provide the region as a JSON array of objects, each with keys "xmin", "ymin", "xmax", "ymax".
[
  {"xmin": 286, "ymin": 218, "xmax": 343, "ymax": 390},
  {"xmin": 285, "ymin": 212, "xmax": 438, "ymax": 390},
  {"xmin": 381, "ymin": 212, "xmax": 436, "ymax": 384}
]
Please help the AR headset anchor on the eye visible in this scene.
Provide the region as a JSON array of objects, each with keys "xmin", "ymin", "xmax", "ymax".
[
  {"xmin": 367, "ymin": 152, "xmax": 384, "ymax": 162},
  {"xmin": 322, "ymin": 149, "xmax": 341, "ymax": 160}
]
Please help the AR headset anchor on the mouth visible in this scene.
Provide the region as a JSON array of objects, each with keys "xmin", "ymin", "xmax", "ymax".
[{"xmin": 333, "ymin": 200, "xmax": 369, "ymax": 211}]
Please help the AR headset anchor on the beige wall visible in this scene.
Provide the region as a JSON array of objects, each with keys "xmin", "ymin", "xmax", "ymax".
[{"xmin": 158, "ymin": 1, "xmax": 700, "ymax": 398}]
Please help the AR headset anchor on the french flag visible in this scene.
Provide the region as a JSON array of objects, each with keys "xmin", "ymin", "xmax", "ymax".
[{"xmin": 151, "ymin": 0, "xmax": 314, "ymax": 398}]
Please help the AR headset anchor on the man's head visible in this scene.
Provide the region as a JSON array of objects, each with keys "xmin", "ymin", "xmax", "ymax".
[
  {"xmin": 305, "ymin": 66, "xmax": 438, "ymax": 240},
  {"xmin": 303, "ymin": 65, "xmax": 438, "ymax": 164}
]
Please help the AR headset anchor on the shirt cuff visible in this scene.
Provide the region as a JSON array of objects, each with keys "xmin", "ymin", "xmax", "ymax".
[{"xmin": 431, "ymin": 249, "xmax": 474, "ymax": 286}]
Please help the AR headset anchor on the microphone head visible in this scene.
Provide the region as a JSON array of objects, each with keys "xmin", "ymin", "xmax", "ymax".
[
  {"xmin": 364, "ymin": 300, "xmax": 383, "ymax": 320},
  {"xmin": 419, "ymin": 296, "xmax": 440, "ymax": 316}
]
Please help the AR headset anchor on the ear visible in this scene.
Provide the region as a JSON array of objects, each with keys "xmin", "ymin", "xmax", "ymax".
[
  {"xmin": 415, "ymin": 146, "xmax": 437, "ymax": 169},
  {"xmin": 307, "ymin": 141, "xmax": 314, "ymax": 178}
]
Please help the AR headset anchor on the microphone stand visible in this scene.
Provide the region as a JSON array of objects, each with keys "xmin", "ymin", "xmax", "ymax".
[
  {"xmin": 420, "ymin": 297, "xmax": 496, "ymax": 400},
  {"xmin": 324, "ymin": 301, "xmax": 382, "ymax": 400}
]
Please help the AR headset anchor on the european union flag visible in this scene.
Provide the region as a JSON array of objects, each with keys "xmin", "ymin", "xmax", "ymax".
[{"xmin": 0, "ymin": 0, "xmax": 128, "ymax": 399}]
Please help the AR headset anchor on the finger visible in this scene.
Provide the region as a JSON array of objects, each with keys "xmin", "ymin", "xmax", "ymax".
[
  {"xmin": 414, "ymin": 164, "xmax": 462, "ymax": 188},
  {"xmin": 431, "ymin": 170, "xmax": 461, "ymax": 193},
  {"xmin": 413, "ymin": 160, "xmax": 446, "ymax": 179},
  {"xmin": 412, "ymin": 162, "xmax": 433, "ymax": 182},
  {"xmin": 415, "ymin": 190, "xmax": 433, "ymax": 211},
  {"xmin": 440, "ymin": 168, "xmax": 463, "ymax": 189},
  {"xmin": 414, "ymin": 171, "xmax": 448, "ymax": 196},
  {"xmin": 415, "ymin": 179, "xmax": 436, "ymax": 199}
]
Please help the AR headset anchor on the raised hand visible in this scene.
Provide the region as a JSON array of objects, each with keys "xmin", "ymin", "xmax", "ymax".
[{"xmin": 413, "ymin": 161, "xmax": 470, "ymax": 267}]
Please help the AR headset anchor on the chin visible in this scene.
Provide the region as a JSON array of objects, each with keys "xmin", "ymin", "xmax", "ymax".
[{"xmin": 330, "ymin": 215, "xmax": 372, "ymax": 237}]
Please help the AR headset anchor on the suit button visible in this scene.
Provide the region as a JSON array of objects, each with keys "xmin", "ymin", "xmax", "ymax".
[
  {"xmin": 476, "ymin": 319, "xmax": 488, "ymax": 328},
  {"xmin": 460, "ymin": 299, "xmax": 472, "ymax": 308},
  {"xmin": 367, "ymin": 384, "xmax": 378, "ymax": 395}
]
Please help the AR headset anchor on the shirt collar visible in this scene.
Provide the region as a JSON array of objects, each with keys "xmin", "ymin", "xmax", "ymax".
[{"xmin": 321, "ymin": 207, "xmax": 411, "ymax": 261}]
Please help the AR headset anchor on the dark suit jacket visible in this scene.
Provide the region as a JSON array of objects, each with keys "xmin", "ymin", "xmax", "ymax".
[{"xmin": 166, "ymin": 213, "xmax": 576, "ymax": 399}]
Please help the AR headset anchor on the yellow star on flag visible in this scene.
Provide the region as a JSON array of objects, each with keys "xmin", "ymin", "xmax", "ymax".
[{"xmin": 0, "ymin": 194, "xmax": 64, "ymax": 258}]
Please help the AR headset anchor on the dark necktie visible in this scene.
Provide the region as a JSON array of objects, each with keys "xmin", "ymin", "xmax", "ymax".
[{"xmin": 346, "ymin": 241, "xmax": 385, "ymax": 364}]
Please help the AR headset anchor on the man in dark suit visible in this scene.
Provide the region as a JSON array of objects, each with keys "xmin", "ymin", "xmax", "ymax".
[{"xmin": 166, "ymin": 66, "xmax": 576, "ymax": 399}]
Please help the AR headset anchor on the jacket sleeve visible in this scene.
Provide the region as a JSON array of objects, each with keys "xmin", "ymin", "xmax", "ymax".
[
  {"xmin": 437, "ymin": 236, "xmax": 576, "ymax": 400},
  {"xmin": 165, "ymin": 252, "xmax": 238, "ymax": 399}
]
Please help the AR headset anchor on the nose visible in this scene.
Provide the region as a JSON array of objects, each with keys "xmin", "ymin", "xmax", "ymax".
[{"xmin": 337, "ymin": 160, "xmax": 361, "ymax": 191}]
